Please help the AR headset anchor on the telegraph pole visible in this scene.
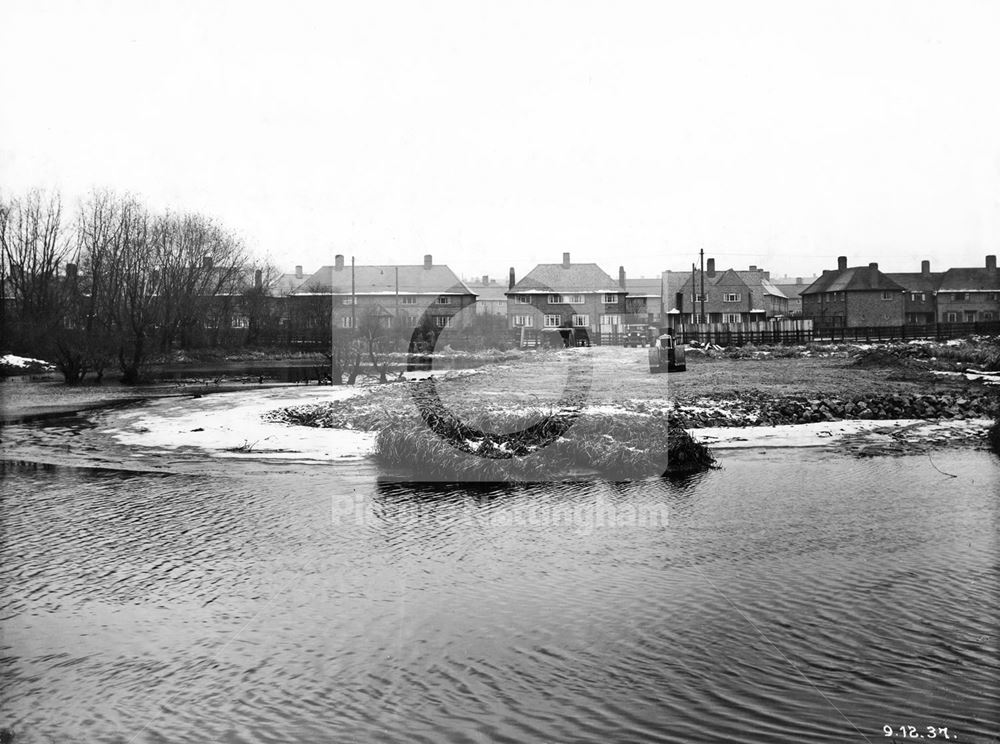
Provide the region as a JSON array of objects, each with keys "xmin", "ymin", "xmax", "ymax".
[
  {"xmin": 351, "ymin": 256, "xmax": 356, "ymax": 331},
  {"xmin": 699, "ymin": 248, "xmax": 706, "ymax": 323}
]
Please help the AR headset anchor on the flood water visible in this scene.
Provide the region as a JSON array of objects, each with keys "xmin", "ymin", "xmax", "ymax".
[{"xmin": 1, "ymin": 393, "xmax": 998, "ymax": 743}]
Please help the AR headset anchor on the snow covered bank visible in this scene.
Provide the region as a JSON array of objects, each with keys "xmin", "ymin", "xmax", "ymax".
[
  {"xmin": 690, "ymin": 417, "xmax": 992, "ymax": 450},
  {"xmin": 105, "ymin": 386, "xmax": 376, "ymax": 462}
]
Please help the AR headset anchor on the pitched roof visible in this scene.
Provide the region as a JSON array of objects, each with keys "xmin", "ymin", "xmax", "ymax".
[
  {"xmin": 510, "ymin": 263, "xmax": 621, "ymax": 294},
  {"xmin": 936, "ymin": 267, "xmax": 1000, "ymax": 291},
  {"xmin": 463, "ymin": 281, "xmax": 509, "ymax": 302},
  {"xmin": 800, "ymin": 266, "xmax": 906, "ymax": 294},
  {"xmin": 272, "ymin": 272, "xmax": 308, "ymax": 296},
  {"xmin": 624, "ymin": 277, "xmax": 662, "ymax": 297},
  {"xmin": 885, "ymin": 272, "xmax": 944, "ymax": 293},
  {"xmin": 292, "ymin": 264, "xmax": 473, "ymax": 296}
]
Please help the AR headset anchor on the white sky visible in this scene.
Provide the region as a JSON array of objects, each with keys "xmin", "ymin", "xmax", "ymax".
[{"xmin": 2, "ymin": 0, "xmax": 999, "ymax": 281}]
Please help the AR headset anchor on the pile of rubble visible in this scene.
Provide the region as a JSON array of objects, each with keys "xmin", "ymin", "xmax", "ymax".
[{"xmin": 670, "ymin": 392, "xmax": 998, "ymax": 429}]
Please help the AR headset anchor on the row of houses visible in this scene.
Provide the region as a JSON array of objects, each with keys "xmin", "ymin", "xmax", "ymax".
[
  {"xmin": 270, "ymin": 250, "xmax": 1000, "ymax": 336},
  {"xmin": 800, "ymin": 255, "xmax": 999, "ymax": 328}
]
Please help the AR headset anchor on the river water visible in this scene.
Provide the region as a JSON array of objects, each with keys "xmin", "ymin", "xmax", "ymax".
[{"xmin": 1, "ymin": 390, "xmax": 998, "ymax": 743}]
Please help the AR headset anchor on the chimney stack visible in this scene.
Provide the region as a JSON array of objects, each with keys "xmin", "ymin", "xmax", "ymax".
[
  {"xmin": 675, "ymin": 292, "xmax": 684, "ymax": 314},
  {"xmin": 869, "ymin": 262, "xmax": 878, "ymax": 270},
  {"xmin": 795, "ymin": 277, "xmax": 802, "ymax": 284},
  {"xmin": 508, "ymin": 267, "xmax": 516, "ymax": 290},
  {"xmin": 706, "ymin": 258, "xmax": 716, "ymax": 278},
  {"xmin": 203, "ymin": 255, "xmax": 213, "ymax": 269},
  {"xmin": 618, "ymin": 266, "xmax": 626, "ymax": 290},
  {"xmin": 254, "ymin": 269, "xmax": 262, "ymax": 290},
  {"xmin": 295, "ymin": 265, "xmax": 303, "ymax": 279},
  {"xmin": 424, "ymin": 254, "xmax": 432, "ymax": 270},
  {"xmin": 921, "ymin": 260, "xmax": 930, "ymax": 276},
  {"xmin": 66, "ymin": 262, "xmax": 78, "ymax": 278},
  {"xmin": 562, "ymin": 252, "xmax": 571, "ymax": 269},
  {"xmin": 481, "ymin": 274, "xmax": 488, "ymax": 285},
  {"xmin": 987, "ymin": 255, "xmax": 997, "ymax": 272},
  {"xmin": 837, "ymin": 256, "xmax": 848, "ymax": 271},
  {"xmin": 749, "ymin": 264, "xmax": 757, "ymax": 271},
  {"xmin": 334, "ymin": 254, "xmax": 345, "ymax": 271}
]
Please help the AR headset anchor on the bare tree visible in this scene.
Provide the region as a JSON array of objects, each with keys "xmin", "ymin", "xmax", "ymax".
[{"xmin": 0, "ymin": 190, "xmax": 70, "ymax": 355}]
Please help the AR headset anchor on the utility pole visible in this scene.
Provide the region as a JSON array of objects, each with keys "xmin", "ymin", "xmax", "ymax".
[
  {"xmin": 699, "ymin": 248, "xmax": 706, "ymax": 324},
  {"xmin": 691, "ymin": 262, "xmax": 697, "ymax": 323}
]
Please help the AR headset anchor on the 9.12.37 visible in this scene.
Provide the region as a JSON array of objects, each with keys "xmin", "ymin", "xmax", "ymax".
[{"xmin": 883, "ymin": 725, "xmax": 952, "ymax": 739}]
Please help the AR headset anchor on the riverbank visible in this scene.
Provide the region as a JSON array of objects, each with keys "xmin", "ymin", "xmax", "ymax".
[{"xmin": 266, "ymin": 344, "xmax": 999, "ymax": 462}]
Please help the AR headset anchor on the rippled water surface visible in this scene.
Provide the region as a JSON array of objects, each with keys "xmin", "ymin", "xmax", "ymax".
[{"xmin": 1, "ymin": 398, "xmax": 998, "ymax": 743}]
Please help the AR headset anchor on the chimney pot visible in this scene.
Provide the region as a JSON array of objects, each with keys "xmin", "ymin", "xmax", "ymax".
[
  {"xmin": 837, "ymin": 256, "xmax": 848, "ymax": 271},
  {"xmin": 424, "ymin": 254, "xmax": 432, "ymax": 269},
  {"xmin": 562, "ymin": 252, "xmax": 570, "ymax": 269},
  {"xmin": 706, "ymin": 258, "xmax": 716, "ymax": 278},
  {"xmin": 481, "ymin": 274, "xmax": 488, "ymax": 285},
  {"xmin": 987, "ymin": 255, "xmax": 997, "ymax": 271},
  {"xmin": 796, "ymin": 277, "xmax": 802, "ymax": 284},
  {"xmin": 749, "ymin": 265, "xmax": 757, "ymax": 271},
  {"xmin": 295, "ymin": 265, "xmax": 303, "ymax": 278},
  {"xmin": 869, "ymin": 262, "xmax": 878, "ymax": 270},
  {"xmin": 334, "ymin": 254, "xmax": 344, "ymax": 271},
  {"xmin": 508, "ymin": 267, "xmax": 516, "ymax": 290}
]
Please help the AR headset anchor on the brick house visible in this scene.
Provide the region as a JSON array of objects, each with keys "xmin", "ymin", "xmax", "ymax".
[
  {"xmin": 771, "ymin": 276, "xmax": 820, "ymax": 317},
  {"xmin": 885, "ymin": 260, "xmax": 943, "ymax": 326},
  {"xmin": 624, "ymin": 277, "xmax": 663, "ymax": 326},
  {"xmin": 463, "ymin": 275, "xmax": 509, "ymax": 316},
  {"xmin": 801, "ymin": 257, "xmax": 905, "ymax": 328},
  {"xmin": 505, "ymin": 253, "xmax": 626, "ymax": 333},
  {"xmin": 661, "ymin": 259, "xmax": 788, "ymax": 324},
  {"xmin": 933, "ymin": 255, "xmax": 999, "ymax": 323},
  {"xmin": 289, "ymin": 254, "xmax": 476, "ymax": 332}
]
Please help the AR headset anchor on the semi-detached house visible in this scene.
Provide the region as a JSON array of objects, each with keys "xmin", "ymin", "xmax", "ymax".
[{"xmin": 505, "ymin": 253, "xmax": 626, "ymax": 333}]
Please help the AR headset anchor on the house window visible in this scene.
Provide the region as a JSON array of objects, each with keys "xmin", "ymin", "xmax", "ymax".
[
  {"xmin": 600, "ymin": 314, "xmax": 621, "ymax": 327},
  {"xmin": 944, "ymin": 312, "xmax": 958, "ymax": 322},
  {"xmin": 723, "ymin": 293, "xmax": 740, "ymax": 303},
  {"xmin": 434, "ymin": 315, "xmax": 453, "ymax": 328},
  {"xmin": 881, "ymin": 291, "xmax": 894, "ymax": 300},
  {"xmin": 964, "ymin": 311, "xmax": 977, "ymax": 322},
  {"xmin": 910, "ymin": 292, "xmax": 925, "ymax": 302},
  {"xmin": 436, "ymin": 296, "xmax": 452, "ymax": 305},
  {"xmin": 401, "ymin": 296, "xmax": 418, "ymax": 305},
  {"xmin": 512, "ymin": 315, "xmax": 533, "ymax": 327},
  {"xmin": 341, "ymin": 316, "xmax": 354, "ymax": 328},
  {"xmin": 953, "ymin": 292, "xmax": 967, "ymax": 301},
  {"xmin": 515, "ymin": 295, "xmax": 532, "ymax": 304},
  {"xmin": 694, "ymin": 293, "xmax": 705, "ymax": 302},
  {"xmin": 549, "ymin": 294, "xmax": 584, "ymax": 304},
  {"xmin": 723, "ymin": 313, "xmax": 741, "ymax": 323},
  {"xmin": 572, "ymin": 314, "xmax": 589, "ymax": 327},
  {"xmin": 603, "ymin": 293, "xmax": 618, "ymax": 304},
  {"xmin": 231, "ymin": 315, "xmax": 249, "ymax": 328},
  {"xmin": 983, "ymin": 311, "xmax": 995, "ymax": 320},
  {"xmin": 543, "ymin": 314, "xmax": 562, "ymax": 327},
  {"xmin": 342, "ymin": 296, "xmax": 355, "ymax": 305}
]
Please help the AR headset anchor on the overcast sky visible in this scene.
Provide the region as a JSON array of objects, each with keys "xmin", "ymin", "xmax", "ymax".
[{"xmin": 2, "ymin": 0, "xmax": 999, "ymax": 282}]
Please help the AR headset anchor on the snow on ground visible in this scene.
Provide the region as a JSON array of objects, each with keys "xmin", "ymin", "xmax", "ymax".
[
  {"xmin": 105, "ymin": 386, "xmax": 376, "ymax": 461},
  {"xmin": 1, "ymin": 354, "xmax": 53, "ymax": 369},
  {"xmin": 930, "ymin": 369, "xmax": 1000, "ymax": 385},
  {"xmin": 689, "ymin": 417, "xmax": 991, "ymax": 449}
]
